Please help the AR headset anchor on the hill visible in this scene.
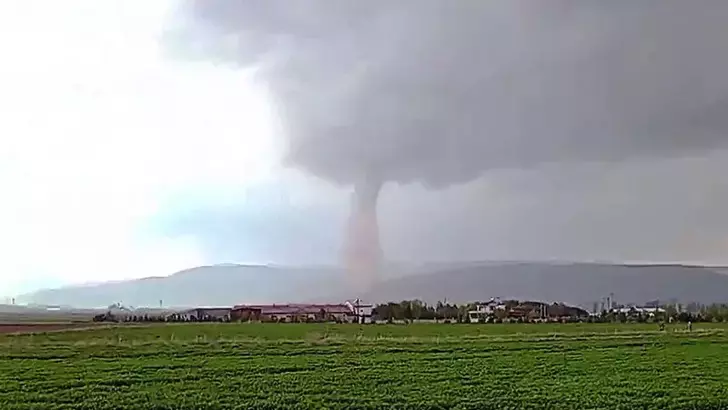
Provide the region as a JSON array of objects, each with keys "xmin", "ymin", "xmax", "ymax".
[
  {"xmin": 363, "ymin": 262, "xmax": 728, "ymax": 307},
  {"xmin": 16, "ymin": 262, "xmax": 728, "ymax": 308},
  {"xmin": 16, "ymin": 264, "xmax": 350, "ymax": 309}
]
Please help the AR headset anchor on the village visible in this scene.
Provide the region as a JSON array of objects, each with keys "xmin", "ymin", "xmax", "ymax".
[
  {"xmin": 91, "ymin": 296, "xmax": 691, "ymax": 325},
  {"xmin": 94, "ymin": 299, "xmax": 375, "ymax": 324}
]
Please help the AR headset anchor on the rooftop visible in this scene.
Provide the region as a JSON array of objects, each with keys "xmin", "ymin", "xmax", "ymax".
[{"xmin": 233, "ymin": 304, "xmax": 354, "ymax": 315}]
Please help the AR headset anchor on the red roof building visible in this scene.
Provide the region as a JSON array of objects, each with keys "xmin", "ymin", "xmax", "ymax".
[{"xmin": 230, "ymin": 303, "xmax": 355, "ymax": 322}]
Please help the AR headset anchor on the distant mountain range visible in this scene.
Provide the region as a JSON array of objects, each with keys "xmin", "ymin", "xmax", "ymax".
[
  {"xmin": 361, "ymin": 262, "xmax": 728, "ymax": 307},
  {"xmin": 17, "ymin": 264, "xmax": 350, "ymax": 309},
  {"xmin": 16, "ymin": 262, "xmax": 728, "ymax": 309}
]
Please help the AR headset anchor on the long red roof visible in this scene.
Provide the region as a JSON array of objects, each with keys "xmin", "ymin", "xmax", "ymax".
[{"xmin": 232, "ymin": 304, "xmax": 353, "ymax": 315}]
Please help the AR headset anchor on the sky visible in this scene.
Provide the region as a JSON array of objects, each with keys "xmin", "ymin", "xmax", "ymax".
[
  {"xmin": 0, "ymin": 0, "xmax": 292, "ymax": 296},
  {"xmin": 2, "ymin": 1, "xmax": 728, "ymax": 297}
]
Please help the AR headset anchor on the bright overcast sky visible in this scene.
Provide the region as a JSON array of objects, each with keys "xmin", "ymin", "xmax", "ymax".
[{"xmin": 0, "ymin": 0, "xmax": 287, "ymax": 296}]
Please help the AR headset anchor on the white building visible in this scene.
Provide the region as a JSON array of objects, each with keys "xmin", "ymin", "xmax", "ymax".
[
  {"xmin": 346, "ymin": 299, "xmax": 373, "ymax": 323},
  {"xmin": 468, "ymin": 298, "xmax": 506, "ymax": 323},
  {"xmin": 613, "ymin": 306, "xmax": 665, "ymax": 316}
]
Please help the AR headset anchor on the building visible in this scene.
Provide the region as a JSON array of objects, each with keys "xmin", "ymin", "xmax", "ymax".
[
  {"xmin": 613, "ymin": 306, "xmax": 666, "ymax": 317},
  {"xmin": 468, "ymin": 299, "xmax": 506, "ymax": 323},
  {"xmin": 231, "ymin": 303, "xmax": 356, "ymax": 323},
  {"xmin": 345, "ymin": 299, "xmax": 373, "ymax": 324},
  {"xmin": 468, "ymin": 299, "xmax": 588, "ymax": 322}
]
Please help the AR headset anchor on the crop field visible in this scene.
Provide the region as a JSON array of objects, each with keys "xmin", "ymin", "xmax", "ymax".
[{"xmin": 1, "ymin": 323, "xmax": 728, "ymax": 409}]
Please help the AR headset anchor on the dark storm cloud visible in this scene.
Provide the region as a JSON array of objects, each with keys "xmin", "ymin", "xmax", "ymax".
[
  {"xmin": 378, "ymin": 151, "xmax": 728, "ymax": 265},
  {"xmin": 151, "ymin": 151, "xmax": 728, "ymax": 267},
  {"xmin": 167, "ymin": 0, "xmax": 728, "ymax": 187}
]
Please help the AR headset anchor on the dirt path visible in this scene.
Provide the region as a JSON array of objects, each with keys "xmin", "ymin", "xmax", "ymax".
[{"xmin": 0, "ymin": 323, "xmax": 93, "ymax": 334}]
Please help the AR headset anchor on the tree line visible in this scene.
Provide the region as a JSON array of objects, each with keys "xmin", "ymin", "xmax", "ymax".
[
  {"xmin": 373, "ymin": 300, "xmax": 466, "ymax": 322},
  {"xmin": 372, "ymin": 300, "xmax": 588, "ymax": 323},
  {"xmin": 598, "ymin": 303, "xmax": 728, "ymax": 324},
  {"xmin": 372, "ymin": 300, "xmax": 728, "ymax": 324}
]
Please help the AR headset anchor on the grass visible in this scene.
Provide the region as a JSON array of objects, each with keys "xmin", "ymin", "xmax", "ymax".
[{"xmin": 1, "ymin": 322, "xmax": 727, "ymax": 409}]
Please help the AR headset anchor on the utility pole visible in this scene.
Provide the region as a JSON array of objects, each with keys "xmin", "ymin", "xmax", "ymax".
[{"xmin": 356, "ymin": 299, "xmax": 361, "ymax": 324}]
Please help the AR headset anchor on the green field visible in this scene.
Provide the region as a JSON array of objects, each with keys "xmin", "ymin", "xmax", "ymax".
[{"xmin": 2, "ymin": 323, "xmax": 728, "ymax": 409}]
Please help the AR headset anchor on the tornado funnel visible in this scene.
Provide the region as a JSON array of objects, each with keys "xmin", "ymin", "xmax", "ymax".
[{"xmin": 343, "ymin": 176, "xmax": 383, "ymax": 291}]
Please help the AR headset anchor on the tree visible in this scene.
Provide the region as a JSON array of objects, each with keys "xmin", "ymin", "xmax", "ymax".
[
  {"xmin": 410, "ymin": 300, "xmax": 424, "ymax": 321},
  {"xmin": 399, "ymin": 301, "xmax": 413, "ymax": 320},
  {"xmin": 677, "ymin": 312, "xmax": 692, "ymax": 323},
  {"xmin": 458, "ymin": 304, "xmax": 474, "ymax": 323}
]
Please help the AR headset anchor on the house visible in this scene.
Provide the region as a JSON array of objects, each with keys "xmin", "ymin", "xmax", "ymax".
[
  {"xmin": 613, "ymin": 306, "xmax": 666, "ymax": 317},
  {"xmin": 230, "ymin": 305, "xmax": 300, "ymax": 322},
  {"xmin": 320, "ymin": 304, "xmax": 356, "ymax": 322},
  {"xmin": 468, "ymin": 299, "xmax": 588, "ymax": 322},
  {"xmin": 345, "ymin": 299, "xmax": 373, "ymax": 324},
  {"xmin": 508, "ymin": 305, "xmax": 533, "ymax": 320},
  {"xmin": 468, "ymin": 299, "xmax": 506, "ymax": 323},
  {"xmin": 231, "ymin": 303, "xmax": 356, "ymax": 323}
]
